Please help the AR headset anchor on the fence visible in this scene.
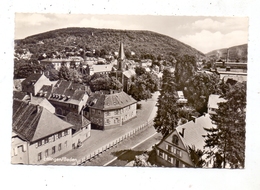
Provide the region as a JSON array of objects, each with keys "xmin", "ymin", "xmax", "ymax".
[{"xmin": 76, "ymin": 119, "xmax": 154, "ymax": 166}]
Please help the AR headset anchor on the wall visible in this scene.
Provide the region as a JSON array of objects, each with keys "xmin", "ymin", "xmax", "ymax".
[
  {"xmin": 11, "ymin": 136, "xmax": 29, "ymax": 164},
  {"xmin": 27, "ymin": 128, "xmax": 72, "ymax": 164},
  {"xmin": 71, "ymin": 124, "xmax": 91, "ymax": 148},
  {"xmin": 34, "ymin": 75, "xmax": 53, "ymax": 95},
  {"xmin": 103, "ymin": 103, "xmax": 137, "ymax": 129}
]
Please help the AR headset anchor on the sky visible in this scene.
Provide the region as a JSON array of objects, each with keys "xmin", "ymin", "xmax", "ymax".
[{"xmin": 15, "ymin": 13, "xmax": 248, "ymax": 54}]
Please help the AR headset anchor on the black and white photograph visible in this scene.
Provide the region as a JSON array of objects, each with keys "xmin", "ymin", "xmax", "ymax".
[
  {"xmin": 2, "ymin": 0, "xmax": 260, "ymax": 189},
  {"xmin": 12, "ymin": 14, "xmax": 248, "ymax": 168}
]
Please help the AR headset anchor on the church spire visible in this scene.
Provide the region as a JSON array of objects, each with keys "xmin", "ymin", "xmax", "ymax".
[
  {"xmin": 118, "ymin": 42, "xmax": 126, "ymax": 71},
  {"xmin": 118, "ymin": 42, "xmax": 125, "ymax": 61}
]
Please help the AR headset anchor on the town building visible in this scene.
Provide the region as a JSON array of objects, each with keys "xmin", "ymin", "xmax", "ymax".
[
  {"xmin": 176, "ymin": 91, "xmax": 188, "ymax": 105},
  {"xmin": 37, "ymin": 80, "xmax": 90, "ymax": 117},
  {"xmin": 11, "ymin": 99, "xmax": 91, "ymax": 165},
  {"xmin": 90, "ymin": 64, "xmax": 113, "ymax": 75},
  {"xmin": 12, "ymin": 100, "xmax": 73, "ymax": 164},
  {"xmin": 64, "ymin": 112, "xmax": 91, "ymax": 149},
  {"xmin": 154, "ymin": 114, "xmax": 215, "ymax": 168},
  {"xmin": 40, "ymin": 58, "xmax": 82, "ymax": 71},
  {"xmin": 84, "ymin": 90, "xmax": 137, "ymax": 130},
  {"xmin": 21, "ymin": 73, "xmax": 53, "ymax": 96},
  {"xmin": 207, "ymin": 94, "xmax": 226, "ymax": 115}
]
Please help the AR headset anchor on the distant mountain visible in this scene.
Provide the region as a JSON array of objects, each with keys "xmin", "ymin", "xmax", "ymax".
[
  {"xmin": 15, "ymin": 27, "xmax": 205, "ymax": 61},
  {"xmin": 206, "ymin": 44, "xmax": 247, "ymax": 62}
]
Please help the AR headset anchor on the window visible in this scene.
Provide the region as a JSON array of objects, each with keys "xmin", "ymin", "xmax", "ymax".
[
  {"xmin": 172, "ymin": 135, "xmax": 179, "ymax": 145},
  {"xmin": 106, "ymin": 119, "xmax": 110, "ymax": 124},
  {"xmin": 38, "ymin": 152, "xmax": 42, "ymax": 161},
  {"xmin": 17, "ymin": 145, "xmax": 24, "ymax": 152},
  {"xmin": 105, "ymin": 111, "xmax": 110, "ymax": 116},
  {"xmin": 166, "ymin": 144, "xmax": 172, "ymax": 152},
  {"xmin": 114, "ymin": 118, "xmax": 119, "ymax": 123},
  {"xmin": 176, "ymin": 149, "xmax": 182, "ymax": 157},
  {"xmin": 58, "ymin": 143, "xmax": 62, "ymax": 151},
  {"xmin": 98, "ymin": 110, "xmax": 101, "ymax": 115},
  {"xmin": 114, "ymin": 110, "xmax": 119, "ymax": 115},
  {"xmin": 167, "ymin": 155, "xmax": 172, "ymax": 163},
  {"xmin": 52, "ymin": 146, "xmax": 56, "ymax": 154},
  {"xmin": 159, "ymin": 150, "xmax": 163, "ymax": 158},
  {"xmin": 38, "ymin": 140, "xmax": 42, "ymax": 147},
  {"xmin": 13, "ymin": 148, "xmax": 18, "ymax": 156},
  {"xmin": 65, "ymin": 141, "xmax": 67, "ymax": 148},
  {"xmin": 44, "ymin": 138, "xmax": 49, "ymax": 144},
  {"xmin": 64, "ymin": 130, "xmax": 68, "ymax": 136},
  {"xmin": 45, "ymin": 149, "xmax": 49, "ymax": 157},
  {"xmin": 58, "ymin": 132, "xmax": 62, "ymax": 139}
]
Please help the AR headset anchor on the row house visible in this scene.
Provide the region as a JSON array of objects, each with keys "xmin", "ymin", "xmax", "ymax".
[
  {"xmin": 154, "ymin": 114, "xmax": 215, "ymax": 168},
  {"xmin": 84, "ymin": 90, "xmax": 137, "ymax": 130}
]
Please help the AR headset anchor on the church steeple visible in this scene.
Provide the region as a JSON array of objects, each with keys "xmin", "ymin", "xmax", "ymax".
[
  {"xmin": 119, "ymin": 42, "xmax": 125, "ymax": 60},
  {"xmin": 118, "ymin": 42, "xmax": 125, "ymax": 71}
]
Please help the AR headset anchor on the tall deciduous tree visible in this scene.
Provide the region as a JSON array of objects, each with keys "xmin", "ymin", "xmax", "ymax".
[{"xmin": 203, "ymin": 82, "xmax": 246, "ymax": 168}]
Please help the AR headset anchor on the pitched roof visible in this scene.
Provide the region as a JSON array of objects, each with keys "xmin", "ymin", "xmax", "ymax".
[
  {"xmin": 37, "ymin": 80, "xmax": 90, "ymax": 105},
  {"xmin": 92, "ymin": 64, "xmax": 113, "ymax": 73},
  {"xmin": 30, "ymin": 96, "xmax": 55, "ymax": 114},
  {"xmin": 123, "ymin": 69, "xmax": 136, "ymax": 78},
  {"xmin": 12, "ymin": 100, "xmax": 73, "ymax": 142},
  {"xmin": 87, "ymin": 91, "xmax": 137, "ymax": 110},
  {"xmin": 208, "ymin": 94, "xmax": 226, "ymax": 109},
  {"xmin": 175, "ymin": 114, "xmax": 214, "ymax": 150},
  {"xmin": 21, "ymin": 73, "xmax": 43, "ymax": 86},
  {"xmin": 13, "ymin": 91, "xmax": 29, "ymax": 101},
  {"xmin": 64, "ymin": 112, "xmax": 91, "ymax": 132}
]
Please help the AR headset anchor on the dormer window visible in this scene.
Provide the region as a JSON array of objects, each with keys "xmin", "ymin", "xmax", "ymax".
[{"xmin": 172, "ymin": 135, "xmax": 179, "ymax": 145}]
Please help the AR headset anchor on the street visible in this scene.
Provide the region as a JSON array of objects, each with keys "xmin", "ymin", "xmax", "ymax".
[{"xmin": 82, "ymin": 124, "xmax": 162, "ymax": 166}]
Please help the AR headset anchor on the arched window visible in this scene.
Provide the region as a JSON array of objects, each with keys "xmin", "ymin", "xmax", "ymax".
[{"xmin": 172, "ymin": 135, "xmax": 179, "ymax": 145}]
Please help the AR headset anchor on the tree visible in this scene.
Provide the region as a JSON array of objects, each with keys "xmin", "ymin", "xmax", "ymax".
[
  {"xmin": 188, "ymin": 146, "xmax": 205, "ymax": 168},
  {"xmin": 16, "ymin": 64, "xmax": 34, "ymax": 79},
  {"xmin": 203, "ymin": 82, "xmax": 246, "ymax": 168},
  {"xmin": 128, "ymin": 78, "xmax": 152, "ymax": 101},
  {"xmin": 184, "ymin": 72, "xmax": 220, "ymax": 114},
  {"xmin": 135, "ymin": 66, "xmax": 146, "ymax": 76},
  {"xmin": 128, "ymin": 70, "xmax": 159, "ymax": 101},
  {"xmin": 45, "ymin": 68, "xmax": 59, "ymax": 81},
  {"xmin": 69, "ymin": 68, "xmax": 82, "ymax": 83},
  {"xmin": 87, "ymin": 73, "xmax": 123, "ymax": 92},
  {"xmin": 174, "ymin": 55, "xmax": 197, "ymax": 90},
  {"xmin": 154, "ymin": 69, "xmax": 179, "ymax": 136},
  {"xmin": 59, "ymin": 65, "xmax": 71, "ymax": 81}
]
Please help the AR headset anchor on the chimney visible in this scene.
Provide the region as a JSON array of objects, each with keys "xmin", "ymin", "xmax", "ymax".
[{"xmin": 179, "ymin": 128, "xmax": 185, "ymax": 138}]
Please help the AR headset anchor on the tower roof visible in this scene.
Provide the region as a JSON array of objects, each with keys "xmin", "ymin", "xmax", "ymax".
[{"xmin": 118, "ymin": 42, "xmax": 125, "ymax": 60}]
